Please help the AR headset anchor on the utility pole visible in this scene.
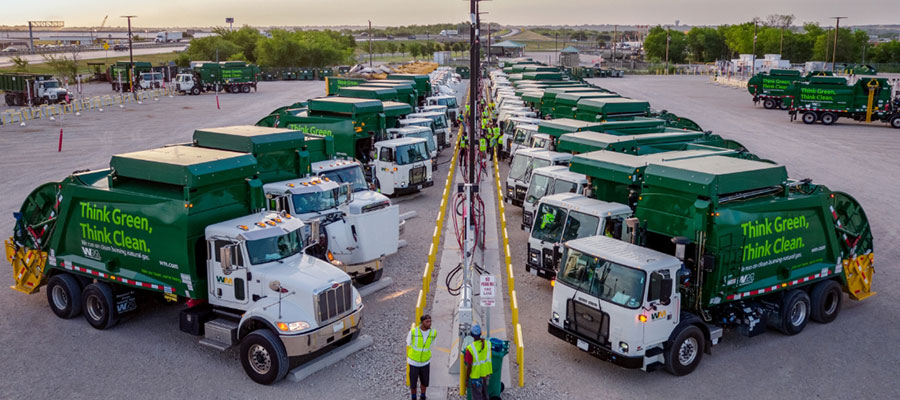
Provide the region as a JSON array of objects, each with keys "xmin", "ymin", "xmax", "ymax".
[
  {"xmin": 831, "ymin": 17, "xmax": 846, "ymax": 72},
  {"xmin": 751, "ymin": 19, "xmax": 758, "ymax": 76},
  {"xmin": 613, "ymin": 25, "xmax": 617, "ymax": 67},
  {"xmin": 121, "ymin": 16, "xmax": 137, "ymax": 93},
  {"xmin": 555, "ymin": 32, "xmax": 559, "ymax": 65},
  {"xmin": 487, "ymin": 22, "xmax": 491, "ymax": 65},
  {"xmin": 665, "ymin": 27, "xmax": 670, "ymax": 75},
  {"xmin": 368, "ymin": 20, "xmax": 373, "ymax": 67}
]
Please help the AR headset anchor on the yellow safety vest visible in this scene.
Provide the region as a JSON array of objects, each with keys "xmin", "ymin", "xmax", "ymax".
[
  {"xmin": 407, "ymin": 327, "xmax": 436, "ymax": 363},
  {"xmin": 479, "ymin": 138, "xmax": 487, "ymax": 152},
  {"xmin": 467, "ymin": 340, "xmax": 493, "ymax": 379}
]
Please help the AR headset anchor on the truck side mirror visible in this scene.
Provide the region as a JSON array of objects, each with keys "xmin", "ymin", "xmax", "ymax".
[{"xmin": 219, "ymin": 244, "xmax": 238, "ymax": 275}]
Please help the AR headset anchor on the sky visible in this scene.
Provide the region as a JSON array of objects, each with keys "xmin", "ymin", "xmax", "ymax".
[{"xmin": 2, "ymin": 0, "xmax": 899, "ymax": 28}]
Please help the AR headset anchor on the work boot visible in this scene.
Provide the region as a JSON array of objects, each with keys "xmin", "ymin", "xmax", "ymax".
[
  {"xmin": 420, "ymin": 395, "xmax": 427, "ymax": 400},
  {"xmin": 411, "ymin": 393, "xmax": 416, "ymax": 400}
]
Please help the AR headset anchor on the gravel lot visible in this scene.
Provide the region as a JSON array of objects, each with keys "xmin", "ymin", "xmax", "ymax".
[
  {"xmin": 0, "ymin": 79, "xmax": 463, "ymax": 399},
  {"xmin": 498, "ymin": 75, "xmax": 900, "ymax": 400}
]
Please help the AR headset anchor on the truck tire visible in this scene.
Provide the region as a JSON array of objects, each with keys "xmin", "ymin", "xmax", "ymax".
[
  {"xmin": 190, "ymin": 87, "xmax": 201, "ymax": 96},
  {"xmin": 779, "ymin": 100, "xmax": 790, "ymax": 110},
  {"xmin": 47, "ymin": 274, "xmax": 83, "ymax": 319},
  {"xmin": 4, "ymin": 93, "xmax": 14, "ymax": 106},
  {"xmin": 763, "ymin": 99, "xmax": 776, "ymax": 109},
  {"xmin": 356, "ymin": 268, "xmax": 383, "ymax": 285},
  {"xmin": 240, "ymin": 329, "xmax": 290, "ymax": 385},
  {"xmin": 801, "ymin": 111, "xmax": 818, "ymax": 125},
  {"xmin": 777, "ymin": 289, "xmax": 810, "ymax": 335},
  {"xmin": 820, "ymin": 112, "xmax": 836, "ymax": 125},
  {"xmin": 664, "ymin": 325, "xmax": 704, "ymax": 376},
  {"xmin": 82, "ymin": 282, "xmax": 119, "ymax": 330},
  {"xmin": 241, "ymin": 84, "xmax": 251, "ymax": 94},
  {"xmin": 890, "ymin": 115, "xmax": 900, "ymax": 129},
  {"xmin": 810, "ymin": 280, "xmax": 842, "ymax": 324}
]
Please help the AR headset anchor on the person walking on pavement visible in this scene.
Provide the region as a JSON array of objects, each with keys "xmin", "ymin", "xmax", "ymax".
[
  {"xmin": 407, "ymin": 314, "xmax": 436, "ymax": 400},
  {"xmin": 464, "ymin": 324, "xmax": 492, "ymax": 400}
]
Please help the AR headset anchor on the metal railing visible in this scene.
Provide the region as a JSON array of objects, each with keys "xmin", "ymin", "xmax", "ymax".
[{"xmin": 1, "ymin": 86, "xmax": 177, "ymax": 126}]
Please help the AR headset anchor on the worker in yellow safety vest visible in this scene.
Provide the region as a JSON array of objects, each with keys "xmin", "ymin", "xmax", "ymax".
[
  {"xmin": 407, "ymin": 314, "xmax": 436, "ymax": 400},
  {"xmin": 463, "ymin": 324, "xmax": 492, "ymax": 400}
]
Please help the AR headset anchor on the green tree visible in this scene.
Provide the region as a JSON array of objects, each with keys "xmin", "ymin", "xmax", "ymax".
[
  {"xmin": 867, "ymin": 40, "xmax": 900, "ymax": 63},
  {"xmin": 213, "ymin": 26, "xmax": 264, "ymax": 62},
  {"xmin": 686, "ymin": 26, "xmax": 727, "ymax": 62},
  {"xmin": 407, "ymin": 43, "xmax": 421, "ymax": 59},
  {"xmin": 184, "ymin": 36, "xmax": 242, "ymax": 61},
  {"xmin": 644, "ymin": 26, "xmax": 687, "ymax": 63},
  {"xmin": 10, "ymin": 55, "xmax": 29, "ymax": 72},
  {"xmin": 42, "ymin": 54, "xmax": 78, "ymax": 81}
]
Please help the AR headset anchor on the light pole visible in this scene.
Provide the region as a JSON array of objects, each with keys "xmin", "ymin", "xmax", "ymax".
[
  {"xmin": 121, "ymin": 15, "xmax": 137, "ymax": 93},
  {"xmin": 368, "ymin": 20, "xmax": 373, "ymax": 67},
  {"xmin": 831, "ymin": 17, "xmax": 846, "ymax": 72},
  {"xmin": 665, "ymin": 27, "xmax": 670, "ymax": 75},
  {"xmin": 751, "ymin": 19, "xmax": 758, "ymax": 76}
]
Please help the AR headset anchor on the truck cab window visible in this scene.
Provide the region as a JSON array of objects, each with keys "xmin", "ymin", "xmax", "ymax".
[{"xmin": 379, "ymin": 148, "xmax": 393, "ymax": 162}]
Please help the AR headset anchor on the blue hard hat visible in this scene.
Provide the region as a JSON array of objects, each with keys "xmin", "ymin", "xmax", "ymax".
[{"xmin": 471, "ymin": 324, "xmax": 482, "ymax": 337}]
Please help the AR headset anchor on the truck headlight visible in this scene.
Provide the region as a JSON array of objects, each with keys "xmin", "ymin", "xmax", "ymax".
[
  {"xmin": 529, "ymin": 249, "xmax": 540, "ymax": 265},
  {"xmin": 400, "ymin": 181, "xmax": 407, "ymax": 187},
  {"xmin": 356, "ymin": 294, "xmax": 363, "ymax": 306},
  {"xmin": 277, "ymin": 321, "xmax": 310, "ymax": 332},
  {"xmin": 619, "ymin": 341, "xmax": 629, "ymax": 353},
  {"xmin": 552, "ymin": 311, "xmax": 560, "ymax": 323}
]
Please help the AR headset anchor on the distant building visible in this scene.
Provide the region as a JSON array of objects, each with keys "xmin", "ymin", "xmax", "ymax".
[
  {"xmin": 559, "ymin": 46, "xmax": 580, "ymax": 67},
  {"xmin": 489, "ymin": 40, "xmax": 525, "ymax": 58}
]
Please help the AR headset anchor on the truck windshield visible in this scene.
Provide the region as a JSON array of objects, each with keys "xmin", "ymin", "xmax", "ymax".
[
  {"xmin": 553, "ymin": 179, "xmax": 578, "ymax": 194},
  {"xmin": 409, "ymin": 132, "xmax": 436, "ymax": 155},
  {"xmin": 509, "ymin": 154, "xmax": 530, "ymax": 181},
  {"xmin": 531, "ymin": 136, "xmax": 550, "ymax": 149},
  {"xmin": 561, "ymin": 211, "xmax": 601, "ymax": 242},
  {"xmin": 292, "ymin": 187, "xmax": 341, "ymax": 214},
  {"xmin": 528, "ymin": 159, "xmax": 551, "ymax": 181},
  {"xmin": 246, "ymin": 229, "xmax": 303, "ymax": 265},
  {"xmin": 432, "ymin": 115, "xmax": 447, "ymax": 129},
  {"xmin": 42, "ymin": 81, "xmax": 59, "ymax": 89},
  {"xmin": 558, "ymin": 248, "xmax": 646, "ymax": 309},
  {"xmin": 437, "ymin": 98, "xmax": 457, "ymax": 107},
  {"xmin": 395, "ymin": 142, "xmax": 429, "ymax": 165},
  {"xmin": 525, "ymin": 174, "xmax": 551, "ymax": 205},
  {"xmin": 531, "ymin": 203, "xmax": 567, "ymax": 242},
  {"xmin": 321, "ymin": 165, "xmax": 368, "ymax": 193},
  {"xmin": 513, "ymin": 128, "xmax": 528, "ymax": 144}
]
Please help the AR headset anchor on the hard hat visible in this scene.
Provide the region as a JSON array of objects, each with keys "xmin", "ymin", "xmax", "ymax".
[{"xmin": 471, "ymin": 324, "xmax": 482, "ymax": 337}]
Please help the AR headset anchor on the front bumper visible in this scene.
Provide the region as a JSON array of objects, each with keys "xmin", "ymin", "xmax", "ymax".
[
  {"xmin": 342, "ymin": 258, "xmax": 382, "ymax": 279},
  {"xmin": 394, "ymin": 179, "xmax": 434, "ymax": 195},
  {"xmin": 525, "ymin": 260, "xmax": 556, "ymax": 280},
  {"xmin": 281, "ymin": 304, "xmax": 364, "ymax": 357},
  {"xmin": 547, "ymin": 321, "xmax": 643, "ymax": 369}
]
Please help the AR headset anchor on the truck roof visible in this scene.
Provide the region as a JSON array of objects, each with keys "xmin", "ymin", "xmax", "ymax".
[
  {"xmin": 538, "ymin": 118, "xmax": 604, "ymax": 137},
  {"xmin": 512, "ymin": 147, "xmax": 572, "ymax": 162},
  {"xmin": 531, "ymin": 165, "xmax": 587, "ymax": 183},
  {"xmin": 555, "ymin": 92, "xmax": 620, "ymax": 104},
  {"xmin": 399, "ymin": 117, "xmax": 432, "ymax": 124},
  {"xmin": 544, "ymin": 87, "xmax": 598, "ymax": 95},
  {"xmin": 263, "ymin": 176, "xmax": 341, "ymax": 195},
  {"xmin": 557, "ymin": 130, "xmax": 705, "ymax": 154},
  {"xmin": 576, "ymin": 98, "xmax": 650, "ymax": 114},
  {"xmin": 409, "ymin": 111, "xmax": 445, "ymax": 118},
  {"xmin": 206, "ymin": 210, "xmax": 305, "ymax": 241},
  {"xmin": 193, "ymin": 125, "xmax": 305, "ymax": 154},
  {"xmin": 382, "ymin": 101, "xmax": 413, "ymax": 116},
  {"xmin": 643, "ymin": 155, "xmax": 788, "ymax": 198},
  {"xmin": 376, "ymin": 137, "xmax": 427, "ymax": 147},
  {"xmin": 540, "ymin": 192, "xmax": 631, "ymax": 217},
  {"xmin": 110, "ymin": 146, "xmax": 258, "ymax": 187},
  {"xmin": 308, "ymin": 96, "xmax": 383, "ymax": 114},
  {"xmin": 390, "ymin": 126, "xmax": 431, "ymax": 134},
  {"xmin": 569, "ymin": 149, "xmax": 739, "ymax": 184},
  {"xmin": 338, "ymin": 86, "xmax": 398, "ymax": 96},
  {"xmin": 566, "ymin": 235, "xmax": 677, "ymax": 272}
]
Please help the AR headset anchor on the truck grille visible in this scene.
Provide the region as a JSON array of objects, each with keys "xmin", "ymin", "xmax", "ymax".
[
  {"xmin": 410, "ymin": 166, "xmax": 427, "ymax": 185},
  {"xmin": 542, "ymin": 248, "xmax": 555, "ymax": 271},
  {"xmin": 566, "ymin": 299, "xmax": 609, "ymax": 346},
  {"xmin": 515, "ymin": 185, "xmax": 527, "ymax": 201},
  {"xmin": 316, "ymin": 281, "xmax": 353, "ymax": 324}
]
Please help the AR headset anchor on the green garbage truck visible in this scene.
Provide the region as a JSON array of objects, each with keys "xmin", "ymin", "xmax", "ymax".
[
  {"xmin": 6, "ymin": 145, "xmax": 363, "ymax": 385},
  {"xmin": 325, "ymin": 77, "xmax": 368, "ymax": 95},
  {"xmin": 175, "ymin": 61, "xmax": 261, "ymax": 95},
  {"xmin": 785, "ymin": 76, "xmax": 900, "ymax": 128},
  {"xmin": 548, "ymin": 155, "xmax": 875, "ymax": 376},
  {"xmin": 747, "ymin": 69, "xmax": 802, "ymax": 109},
  {"xmin": 106, "ymin": 61, "xmax": 152, "ymax": 92},
  {"xmin": 1, "ymin": 73, "xmax": 69, "ymax": 106}
]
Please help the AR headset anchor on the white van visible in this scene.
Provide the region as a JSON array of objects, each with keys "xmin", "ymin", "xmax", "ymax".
[
  {"xmin": 505, "ymin": 148, "xmax": 572, "ymax": 207},
  {"xmin": 526, "ymin": 193, "xmax": 631, "ymax": 279},
  {"xmin": 522, "ymin": 166, "xmax": 588, "ymax": 229}
]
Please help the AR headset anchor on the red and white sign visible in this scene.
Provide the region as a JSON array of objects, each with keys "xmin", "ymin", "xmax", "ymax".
[{"xmin": 480, "ymin": 274, "xmax": 496, "ymax": 307}]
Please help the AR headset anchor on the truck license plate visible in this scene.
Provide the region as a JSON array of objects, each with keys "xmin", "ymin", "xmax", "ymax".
[
  {"xmin": 333, "ymin": 320, "xmax": 345, "ymax": 333},
  {"xmin": 576, "ymin": 339, "xmax": 589, "ymax": 352},
  {"xmin": 417, "ymin": 185, "xmax": 422, "ymax": 190},
  {"xmin": 530, "ymin": 269, "xmax": 537, "ymax": 276}
]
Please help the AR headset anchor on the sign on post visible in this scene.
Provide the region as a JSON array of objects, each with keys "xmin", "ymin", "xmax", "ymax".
[{"xmin": 480, "ymin": 274, "xmax": 496, "ymax": 307}]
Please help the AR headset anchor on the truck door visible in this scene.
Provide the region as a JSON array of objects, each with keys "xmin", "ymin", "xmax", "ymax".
[
  {"xmin": 208, "ymin": 239, "xmax": 250, "ymax": 306},
  {"xmin": 643, "ymin": 270, "xmax": 679, "ymax": 345},
  {"xmin": 375, "ymin": 147, "xmax": 395, "ymax": 195}
]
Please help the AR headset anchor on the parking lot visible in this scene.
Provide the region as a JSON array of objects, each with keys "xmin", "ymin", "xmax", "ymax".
[
  {"xmin": 498, "ymin": 75, "xmax": 900, "ymax": 399},
  {"xmin": 0, "ymin": 79, "xmax": 459, "ymax": 399}
]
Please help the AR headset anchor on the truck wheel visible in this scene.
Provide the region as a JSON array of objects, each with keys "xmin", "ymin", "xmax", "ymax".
[
  {"xmin": 779, "ymin": 100, "xmax": 790, "ymax": 110},
  {"xmin": 810, "ymin": 280, "xmax": 842, "ymax": 324},
  {"xmin": 801, "ymin": 112, "xmax": 818, "ymax": 125},
  {"xmin": 82, "ymin": 282, "xmax": 119, "ymax": 330},
  {"xmin": 820, "ymin": 112, "xmax": 836, "ymax": 125},
  {"xmin": 190, "ymin": 87, "xmax": 201, "ymax": 96},
  {"xmin": 777, "ymin": 289, "xmax": 810, "ymax": 335},
  {"xmin": 47, "ymin": 274, "xmax": 83, "ymax": 319},
  {"xmin": 763, "ymin": 99, "xmax": 776, "ymax": 109},
  {"xmin": 240, "ymin": 329, "xmax": 290, "ymax": 385},
  {"xmin": 890, "ymin": 115, "xmax": 900, "ymax": 129},
  {"xmin": 664, "ymin": 325, "xmax": 704, "ymax": 376},
  {"xmin": 355, "ymin": 268, "xmax": 383, "ymax": 285},
  {"xmin": 241, "ymin": 85, "xmax": 251, "ymax": 93}
]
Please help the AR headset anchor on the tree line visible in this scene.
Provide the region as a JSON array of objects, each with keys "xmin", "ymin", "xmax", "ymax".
[{"xmin": 643, "ymin": 16, "xmax": 900, "ymax": 64}]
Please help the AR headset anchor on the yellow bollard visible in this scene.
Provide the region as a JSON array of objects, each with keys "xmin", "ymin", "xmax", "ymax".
[
  {"xmin": 507, "ymin": 264, "xmax": 515, "ymax": 298},
  {"xmin": 415, "ymin": 290, "xmax": 424, "ymax": 323},
  {"xmin": 516, "ymin": 324, "xmax": 525, "ymax": 387},
  {"xmin": 510, "ymin": 290, "xmax": 519, "ymax": 330},
  {"xmin": 423, "ymin": 263, "xmax": 431, "ymax": 292}
]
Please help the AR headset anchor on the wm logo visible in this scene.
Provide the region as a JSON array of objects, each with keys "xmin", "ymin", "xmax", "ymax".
[
  {"xmin": 216, "ymin": 276, "xmax": 233, "ymax": 286},
  {"xmin": 81, "ymin": 247, "xmax": 101, "ymax": 260},
  {"xmin": 651, "ymin": 310, "xmax": 667, "ymax": 320}
]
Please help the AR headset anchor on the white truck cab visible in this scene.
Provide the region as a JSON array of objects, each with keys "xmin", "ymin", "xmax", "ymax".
[
  {"xmin": 522, "ymin": 166, "xmax": 588, "ymax": 229},
  {"xmin": 526, "ymin": 193, "xmax": 631, "ymax": 279},
  {"xmin": 203, "ymin": 211, "xmax": 363, "ymax": 384},
  {"xmin": 373, "ymin": 137, "xmax": 434, "ymax": 196},
  {"xmin": 506, "ymin": 148, "xmax": 572, "ymax": 207},
  {"xmin": 175, "ymin": 73, "xmax": 201, "ymax": 95},
  {"xmin": 548, "ymin": 235, "xmax": 719, "ymax": 376},
  {"xmin": 425, "ymin": 95, "xmax": 460, "ymax": 122},
  {"xmin": 408, "ymin": 111, "xmax": 451, "ymax": 150},
  {"xmin": 139, "ymin": 72, "xmax": 164, "ymax": 89},
  {"xmin": 509, "ymin": 124, "xmax": 539, "ymax": 155},
  {"xmin": 389, "ymin": 126, "xmax": 438, "ymax": 160},
  {"xmin": 529, "ymin": 133, "xmax": 553, "ymax": 150},
  {"xmin": 262, "ymin": 175, "xmax": 398, "ymax": 284},
  {"xmin": 499, "ymin": 107, "xmax": 537, "ymax": 124},
  {"xmin": 310, "ymin": 158, "xmax": 405, "ymax": 235}
]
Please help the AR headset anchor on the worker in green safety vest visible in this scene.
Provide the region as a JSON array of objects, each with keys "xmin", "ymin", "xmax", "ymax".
[
  {"xmin": 464, "ymin": 324, "xmax": 492, "ymax": 400},
  {"xmin": 479, "ymin": 136, "xmax": 487, "ymax": 153},
  {"xmin": 407, "ymin": 314, "xmax": 436, "ymax": 400},
  {"xmin": 492, "ymin": 125, "xmax": 502, "ymax": 156}
]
